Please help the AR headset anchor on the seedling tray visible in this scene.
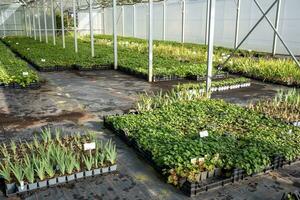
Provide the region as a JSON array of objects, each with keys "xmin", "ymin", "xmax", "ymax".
[
  {"xmin": 0, "ymin": 81, "xmax": 41, "ymax": 89},
  {"xmin": 4, "ymin": 164, "xmax": 117, "ymax": 197},
  {"xmin": 104, "ymin": 115, "xmax": 300, "ymax": 197}
]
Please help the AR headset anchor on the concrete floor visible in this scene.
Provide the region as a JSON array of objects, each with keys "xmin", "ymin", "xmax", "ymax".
[{"xmin": 0, "ymin": 70, "xmax": 299, "ymax": 200}]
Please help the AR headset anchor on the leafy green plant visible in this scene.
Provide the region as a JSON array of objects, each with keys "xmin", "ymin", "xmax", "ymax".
[
  {"xmin": 23, "ymin": 155, "xmax": 35, "ymax": 183},
  {"xmin": 33, "ymin": 156, "xmax": 46, "ymax": 181},
  {"xmin": 83, "ymin": 152, "xmax": 94, "ymax": 171},
  {"xmin": 105, "ymin": 140, "xmax": 117, "ymax": 165},
  {"xmin": 65, "ymin": 152, "xmax": 76, "ymax": 174},
  {"xmin": 10, "ymin": 161, "xmax": 24, "ymax": 185}
]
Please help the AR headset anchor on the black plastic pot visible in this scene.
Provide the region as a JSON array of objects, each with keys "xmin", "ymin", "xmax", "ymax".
[
  {"xmin": 200, "ymin": 171, "xmax": 208, "ymax": 181},
  {"xmin": 38, "ymin": 180, "xmax": 47, "ymax": 188},
  {"xmin": 57, "ymin": 176, "xmax": 66, "ymax": 184},
  {"xmin": 66, "ymin": 174, "xmax": 75, "ymax": 182},
  {"xmin": 75, "ymin": 171, "xmax": 84, "ymax": 179},
  {"xmin": 5, "ymin": 183, "xmax": 16, "ymax": 194},
  {"xmin": 84, "ymin": 170, "xmax": 93, "ymax": 177},
  {"xmin": 102, "ymin": 167, "xmax": 109, "ymax": 174},
  {"xmin": 27, "ymin": 182, "xmax": 38, "ymax": 191},
  {"xmin": 48, "ymin": 177, "xmax": 57, "ymax": 186}
]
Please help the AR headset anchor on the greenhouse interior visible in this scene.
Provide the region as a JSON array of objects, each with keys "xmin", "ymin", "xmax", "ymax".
[{"xmin": 0, "ymin": 0, "xmax": 299, "ymax": 199}]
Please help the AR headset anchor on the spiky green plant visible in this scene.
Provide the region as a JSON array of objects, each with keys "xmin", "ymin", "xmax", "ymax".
[
  {"xmin": 41, "ymin": 127, "xmax": 52, "ymax": 144},
  {"xmin": 10, "ymin": 140, "xmax": 17, "ymax": 155},
  {"xmin": 83, "ymin": 152, "xmax": 94, "ymax": 171},
  {"xmin": 10, "ymin": 161, "xmax": 24, "ymax": 185},
  {"xmin": 65, "ymin": 152, "xmax": 76, "ymax": 174},
  {"xmin": 74, "ymin": 154, "xmax": 81, "ymax": 172},
  {"xmin": 44, "ymin": 157, "xmax": 55, "ymax": 178},
  {"xmin": 0, "ymin": 143, "xmax": 9, "ymax": 159},
  {"xmin": 23, "ymin": 155, "xmax": 35, "ymax": 183},
  {"xmin": 105, "ymin": 140, "xmax": 117, "ymax": 165},
  {"xmin": 0, "ymin": 162, "xmax": 12, "ymax": 183},
  {"xmin": 33, "ymin": 156, "xmax": 46, "ymax": 181},
  {"xmin": 57, "ymin": 150, "xmax": 66, "ymax": 175}
]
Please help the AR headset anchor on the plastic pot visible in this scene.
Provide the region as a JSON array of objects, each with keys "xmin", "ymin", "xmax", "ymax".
[
  {"xmin": 38, "ymin": 180, "xmax": 47, "ymax": 188},
  {"xmin": 214, "ymin": 168, "xmax": 222, "ymax": 176},
  {"xmin": 67, "ymin": 174, "xmax": 75, "ymax": 182},
  {"xmin": 109, "ymin": 164, "xmax": 117, "ymax": 172},
  {"xmin": 200, "ymin": 171, "xmax": 208, "ymax": 181},
  {"xmin": 84, "ymin": 170, "xmax": 93, "ymax": 177},
  {"xmin": 17, "ymin": 181, "xmax": 27, "ymax": 193},
  {"xmin": 208, "ymin": 170, "xmax": 214, "ymax": 178},
  {"xmin": 102, "ymin": 167, "xmax": 109, "ymax": 174},
  {"xmin": 5, "ymin": 182, "xmax": 16, "ymax": 194},
  {"xmin": 27, "ymin": 182, "xmax": 38, "ymax": 191},
  {"xmin": 57, "ymin": 176, "xmax": 66, "ymax": 184},
  {"xmin": 75, "ymin": 171, "xmax": 84, "ymax": 180},
  {"xmin": 48, "ymin": 177, "xmax": 57, "ymax": 186},
  {"xmin": 93, "ymin": 168, "xmax": 101, "ymax": 176}
]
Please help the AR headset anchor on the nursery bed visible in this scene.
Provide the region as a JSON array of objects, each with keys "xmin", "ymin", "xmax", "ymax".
[{"xmin": 103, "ymin": 98, "xmax": 300, "ymax": 197}]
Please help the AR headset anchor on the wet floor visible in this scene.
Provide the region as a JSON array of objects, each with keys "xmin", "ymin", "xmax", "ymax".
[{"xmin": 0, "ymin": 70, "xmax": 299, "ymax": 200}]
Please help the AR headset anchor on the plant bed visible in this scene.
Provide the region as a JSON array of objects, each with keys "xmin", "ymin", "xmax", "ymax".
[
  {"xmin": 0, "ymin": 128, "xmax": 117, "ymax": 196},
  {"xmin": 176, "ymin": 77, "xmax": 251, "ymax": 94},
  {"xmin": 103, "ymin": 89, "xmax": 300, "ymax": 197}
]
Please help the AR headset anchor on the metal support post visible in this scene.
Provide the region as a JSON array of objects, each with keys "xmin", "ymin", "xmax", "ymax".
[
  {"xmin": 148, "ymin": 0, "xmax": 153, "ymax": 82},
  {"xmin": 33, "ymin": 7, "xmax": 36, "ymax": 40},
  {"xmin": 37, "ymin": 6, "xmax": 42, "ymax": 41},
  {"xmin": 43, "ymin": 0, "xmax": 48, "ymax": 43},
  {"xmin": 181, "ymin": 0, "xmax": 185, "ymax": 43},
  {"xmin": 24, "ymin": 8, "xmax": 28, "ymax": 36},
  {"xmin": 113, "ymin": 0, "xmax": 118, "ymax": 69},
  {"xmin": 73, "ymin": 0, "xmax": 78, "ymax": 52},
  {"xmin": 133, "ymin": 4, "xmax": 135, "ymax": 37},
  {"xmin": 205, "ymin": 0, "xmax": 210, "ymax": 45},
  {"xmin": 122, "ymin": 5, "xmax": 125, "ymax": 36},
  {"xmin": 162, "ymin": 1, "xmax": 166, "ymax": 40},
  {"xmin": 205, "ymin": 0, "xmax": 216, "ymax": 97},
  {"xmin": 60, "ymin": 0, "xmax": 65, "ymax": 48},
  {"xmin": 272, "ymin": 0, "xmax": 281, "ymax": 56},
  {"xmin": 1, "ymin": 9, "xmax": 6, "ymax": 37},
  {"xmin": 234, "ymin": 0, "xmax": 240, "ymax": 48},
  {"xmin": 51, "ymin": 0, "xmax": 56, "ymax": 45},
  {"xmin": 13, "ymin": 11, "xmax": 17, "ymax": 35},
  {"xmin": 89, "ymin": 0, "xmax": 94, "ymax": 57}
]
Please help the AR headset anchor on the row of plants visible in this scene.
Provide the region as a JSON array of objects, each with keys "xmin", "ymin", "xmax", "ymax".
[
  {"xmin": 104, "ymin": 89, "xmax": 300, "ymax": 188},
  {"xmin": 93, "ymin": 35, "xmax": 300, "ymax": 87},
  {"xmin": 0, "ymin": 128, "xmax": 117, "ymax": 194},
  {"xmin": 0, "ymin": 41, "xmax": 39, "ymax": 87},
  {"xmin": 249, "ymin": 89, "xmax": 300, "ymax": 124},
  {"xmin": 2, "ymin": 36, "xmax": 220, "ymax": 80},
  {"xmin": 175, "ymin": 77, "xmax": 251, "ymax": 92}
]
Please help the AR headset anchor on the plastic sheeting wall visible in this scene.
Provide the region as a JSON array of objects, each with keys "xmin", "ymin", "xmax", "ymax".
[{"xmin": 79, "ymin": 0, "xmax": 300, "ymax": 55}]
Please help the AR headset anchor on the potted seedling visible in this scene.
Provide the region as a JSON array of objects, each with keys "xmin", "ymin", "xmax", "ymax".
[
  {"xmin": 44, "ymin": 158, "xmax": 57, "ymax": 186},
  {"xmin": 93, "ymin": 150, "xmax": 101, "ymax": 176},
  {"xmin": 74, "ymin": 154, "xmax": 84, "ymax": 180},
  {"xmin": 10, "ymin": 161, "xmax": 26, "ymax": 192},
  {"xmin": 23, "ymin": 155, "xmax": 37, "ymax": 191},
  {"xmin": 33, "ymin": 156, "xmax": 47, "ymax": 188},
  {"xmin": 65, "ymin": 152, "xmax": 76, "ymax": 182},
  {"xmin": 56, "ymin": 151, "xmax": 67, "ymax": 184},
  {"xmin": 83, "ymin": 152, "xmax": 94, "ymax": 177},
  {"xmin": 105, "ymin": 140, "xmax": 117, "ymax": 172},
  {"xmin": 0, "ymin": 162, "xmax": 15, "ymax": 194},
  {"xmin": 97, "ymin": 152, "xmax": 106, "ymax": 175}
]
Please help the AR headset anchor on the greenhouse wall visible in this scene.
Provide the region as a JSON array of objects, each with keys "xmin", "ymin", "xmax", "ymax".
[{"xmin": 77, "ymin": 0, "xmax": 300, "ymax": 55}]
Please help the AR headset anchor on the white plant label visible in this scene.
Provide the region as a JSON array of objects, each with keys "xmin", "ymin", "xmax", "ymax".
[
  {"xmin": 84, "ymin": 142, "xmax": 96, "ymax": 151},
  {"xmin": 293, "ymin": 122, "xmax": 300, "ymax": 127},
  {"xmin": 20, "ymin": 181, "xmax": 24, "ymax": 190},
  {"xmin": 198, "ymin": 157, "xmax": 205, "ymax": 163},
  {"xmin": 22, "ymin": 72, "xmax": 28, "ymax": 76},
  {"xmin": 199, "ymin": 130, "xmax": 209, "ymax": 138}
]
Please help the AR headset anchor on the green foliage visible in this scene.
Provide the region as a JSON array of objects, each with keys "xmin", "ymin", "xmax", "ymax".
[
  {"xmin": 0, "ymin": 162, "xmax": 12, "ymax": 183},
  {"xmin": 10, "ymin": 161, "xmax": 24, "ymax": 185},
  {"xmin": 107, "ymin": 93, "xmax": 300, "ymax": 185},
  {"xmin": 83, "ymin": 152, "xmax": 94, "ymax": 171},
  {"xmin": 104, "ymin": 139, "xmax": 117, "ymax": 165},
  {"xmin": 0, "ymin": 41, "xmax": 39, "ymax": 87}
]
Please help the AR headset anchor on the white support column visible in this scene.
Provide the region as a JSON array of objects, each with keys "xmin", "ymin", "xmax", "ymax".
[
  {"xmin": 272, "ymin": 0, "xmax": 281, "ymax": 56},
  {"xmin": 28, "ymin": 11, "xmax": 32, "ymax": 37},
  {"xmin": 13, "ymin": 11, "xmax": 17, "ymax": 35},
  {"xmin": 162, "ymin": 1, "xmax": 166, "ymax": 40},
  {"xmin": 205, "ymin": 0, "xmax": 216, "ymax": 97},
  {"xmin": 60, "ymin": 0, "xmax": 65, "ymax": 48},
  {"xmin": 43, "ymin": 0, "xmax": 48, "ymax": 43},
  {"xmin": 1, "ymin": 9, "xmax": 6, "ymax": 37},
  {"xmin": 113, "ymin": 0, "xmax": 118, "ymax": 69},
  {"xmin": 102, "ymin": 8, "xmax": 105, "ymax": 34},
  {"xmin": 122, "ymin": 5, "xmax": 125, "ymax": 36},
  {"xmin": 33, "ymin": 7, "xmax": 37, "ymax": 40},
  {"xmin": 73, "ymin": 0, "xmax": 78, "ymax": 52},
  {"xmin": 133, "ymin": 4, "xmax": 135, "ymax": 37},
  {"xmin": 89, "ymin": 0, "xmax": 94, "ymax": 57},
  {"xmin": 181, "ymin": 0, "xmax": 185, "ymax": 43},
  {"xmin": 234, "ymin": 0, "xmax": 240, "ymax": 48},
  {"xmin": 24, "ymin": 8, "xmax": 28, "ymax": 36},
  {"xmin": 51, "ymin": 0, "xmax": 56, "ymax": 45},
  {"xmin": 205, "ymin": 0, "xmax": 210, "ymax": 45},
  {"xmin": 148, "ymin": 0, "xmax": 153, "ymax": 82},
  {"xmin": 37, "ymin": 6, "xmax": 42, "ymax": 41}
]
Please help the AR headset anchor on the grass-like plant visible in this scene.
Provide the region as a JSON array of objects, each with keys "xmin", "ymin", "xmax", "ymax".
[
  {"xmin": 10, "ymin": 161, "xmax": 24, "ymax": 185},
  {"xmin": 65, "ymin": 152, "xmax": 76, "ymax": 174},
  {"xmin": 83, "ymin": 152, "xmax": 94, "ymax": 171},
  {"xmin": 33, "ymin": 156, "xmax": 46, "ymax": 181},
  {"xmin": 0, "ymin": 162, "xmax": 12, "ymax": 183},
  {"xmin": 105, "ymin": 140, "xmax": 117, "ymax": 165},
  {"xmin": 23, "ymin": 155, "xmax": 35, "ymax": 183}
]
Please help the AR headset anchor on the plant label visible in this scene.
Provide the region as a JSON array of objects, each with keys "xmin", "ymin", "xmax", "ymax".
[
  {"xmin": 22, "ymin": 72, "xmax": 28, "ymax": 76},
  {"xmin": 191, "ymin": 157, "xmax": 198, "ymax": 165},
  {"xmin": 199, "ymin": 130, "xmax": 209, "ymax": 138},
  {"xmin": 198, "ymin": 157, "xmax": 205, "ymax": 163},
  {"xmin": 83, "ymin": 142, "xmax": 96, "ymax": 151},
  {"xmin": 293, "ymin": 122, "xmax": 300, "ymax": 127}
]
